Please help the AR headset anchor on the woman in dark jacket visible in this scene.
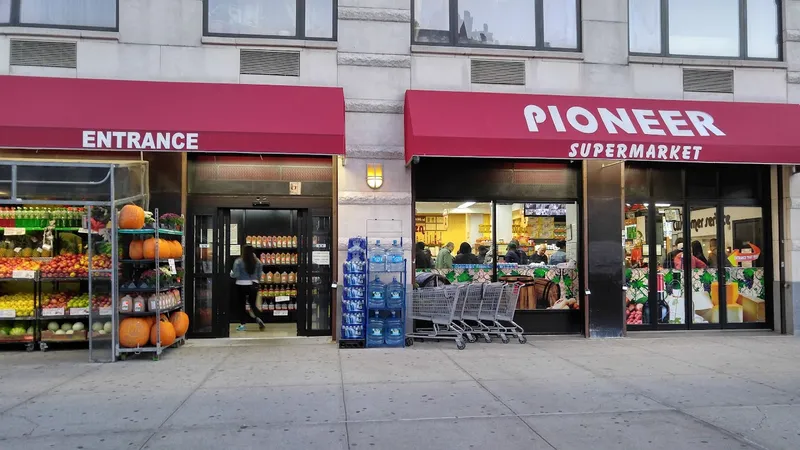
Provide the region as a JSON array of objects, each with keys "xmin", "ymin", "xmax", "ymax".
[
  {"xmin": 415, "ymin": 242, "xmax": 432, "ymax": 269},
  {"xmin": 453, "ymin": 242, "xmax": 480, "ymax": 265}
]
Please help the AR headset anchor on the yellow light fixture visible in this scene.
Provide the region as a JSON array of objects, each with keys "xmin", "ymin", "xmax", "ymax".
[{"xmin": 366, "ymin": 163, "xmax": 383, "ymax": 189}]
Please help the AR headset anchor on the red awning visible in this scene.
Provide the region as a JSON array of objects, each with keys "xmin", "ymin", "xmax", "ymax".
[
  {"xmin": 0, "ymin": 75, "xmax": 345, "ymax": 155},
  {"xmin": 405, "ymin": 90, "xmax": 800, "ymax": 164}
]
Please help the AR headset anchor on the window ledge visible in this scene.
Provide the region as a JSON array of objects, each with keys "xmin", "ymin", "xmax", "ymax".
[
  {"xmin": 0, "ymin": 26, "xmax": 119, "ymax": 41},
  {"xmin": 629, "ymin": 55, "xmax": 787, "ymax": 69},
  {"xmin": 411, "ymin": 44, "xmax": 583, "ymax": 61},
  {"xmin": 202, "ymin": 35, "xmax": 337, "ymax": 50}
]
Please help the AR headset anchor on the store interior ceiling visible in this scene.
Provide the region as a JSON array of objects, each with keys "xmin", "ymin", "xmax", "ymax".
[{"xmin": 416, "ymin": 202, "xmax": 526, "ymax": 215}]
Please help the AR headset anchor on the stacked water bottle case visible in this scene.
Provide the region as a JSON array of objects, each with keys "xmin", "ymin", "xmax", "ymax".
[
  {"xmin": 366, "ymin": 239, "xmax": 406, "ymax": 348},
  {"xmin": 342, "ymin": 237, "xmax": 367, "ymax": 341}
]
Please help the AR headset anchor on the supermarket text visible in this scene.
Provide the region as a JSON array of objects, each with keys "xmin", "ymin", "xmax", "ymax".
[
  {"xmin": 82, "ymin": 131, "xmax": 199, "ymax": 151},
  {"xmin": 567, "ymin": 143, "xmax": 703, "ymax": 161}
]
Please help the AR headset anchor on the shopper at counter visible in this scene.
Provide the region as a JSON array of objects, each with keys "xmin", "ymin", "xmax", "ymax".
[
  {"xmin": 530, "ymin": 244, "xmax": 549, "ymax": 264},
  {"xmin": 549, "ymin": 240, "xmax": 567, "ymax": 265},
  {"xmin": 415, "ymin": 242, "xmax": 432, "ymax": 269},
  {"xmin": 435, "ymin": 242, "xmax": 455, "ymax": 269},
  {"xmin": 453, "ymin": 242, "xmax": 480, "ymax": 265},
  {"xmin": 504, "ymin": 242, "xmax": 521, "ymax": 264}
]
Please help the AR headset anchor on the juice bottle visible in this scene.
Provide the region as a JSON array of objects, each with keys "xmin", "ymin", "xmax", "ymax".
[
  {"xmin": 292, "ymin": 236, "xmax": 298, "ymax": 248},
  {"xmin": 288, "ymin": 271, "xmax": 296, "ymax": 284},
  {"xmin": 281, "ymin": 271, "xmax": 289, "ymax": 284}
]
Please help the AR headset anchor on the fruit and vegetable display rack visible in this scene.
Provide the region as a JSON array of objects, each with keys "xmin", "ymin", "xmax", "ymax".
[{"xmin": 0, "ymin": 160, "xmax": 188, "ymax": 362}]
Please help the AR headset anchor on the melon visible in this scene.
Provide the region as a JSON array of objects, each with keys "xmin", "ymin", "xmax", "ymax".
[
  {"xmin": 72, "ymin": 322, "xmax": 85, "ymax": 331},
  {"xmin": 61, "ymin": 322, "xmax": 73, "ymax": 331},
  {"xmin": 47, "ymin": 322, "xmax": 60, "ymax": 332}
]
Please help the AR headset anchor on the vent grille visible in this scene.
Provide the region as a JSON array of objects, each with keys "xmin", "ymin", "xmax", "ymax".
[
  {"xmin": 10, "ymin": 40, "xmax": 77, "ymax": 69},
  {"xmin": 240, "ymin": 50, "xmax": 300, "ymax": 76},
  {"xmin": 471, "ymin": 59, "xmax": 525, "ymax": 85},
  {"xmin": 682, "ymin": 68, "xmax": 734, "ymax": 94}
]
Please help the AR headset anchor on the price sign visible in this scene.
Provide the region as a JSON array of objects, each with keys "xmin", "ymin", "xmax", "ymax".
[
  {"xmin": 69, "ymin": 308, "xmax": 89, "ymax": 316},
  {"xmin": 3, "ymin": 227, "xmax": 25, "ymax": 236},
  {"xmin": 0, "ymin": 309, "xmax": 16, "ymax": 318},
  {"xmin": 273, "ymin": 310, "xmax": 289, "ymax": 316},
  {"xmin": 42, "ymin": 308, "xmax": 65, "ymax": 317},
  {"xmin": 167, "ymin": 259, "xmax": 177, "ymax": 275},
  {"xmin": 275, "ymin": 295, "xmax": 290, "ymax": 303},
  {"xmin": 12, "ymin": 270, "xmax": 36, "ymax": 279},
  {"xmin": 99, "ymin": 307, "xmax": 112, "ymax": 316}
]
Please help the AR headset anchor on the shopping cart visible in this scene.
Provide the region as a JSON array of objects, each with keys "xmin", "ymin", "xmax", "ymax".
[
  {"xmin": 457, "ymin": 282, "xmax": 490, "ymax": 343},
  {"xmin": 406, "ymin": 285, "xmax": 467, "ymax": 350},
  {"xmin": 477, "ymin": 282, "xmax": 507, "ymax": 343},
  {"xmin": 493, "ymin": 282, "xmax": 527, "ymax": 344}
]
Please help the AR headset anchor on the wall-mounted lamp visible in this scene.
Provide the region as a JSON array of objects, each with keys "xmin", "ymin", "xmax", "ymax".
[{"xmin": 366, "ymin": 163, "xmax": 383, "ymax": 189}]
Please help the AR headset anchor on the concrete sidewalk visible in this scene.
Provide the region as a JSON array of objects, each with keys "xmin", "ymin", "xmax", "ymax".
[{"xmin": 1, "ymin": 332, "xmax": 799, "ymax": 450}]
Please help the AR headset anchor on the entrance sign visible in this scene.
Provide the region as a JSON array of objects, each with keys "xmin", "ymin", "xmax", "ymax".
[{"xmin": 405, "ymin": 90, "xmax": 800, "ymax": 164}]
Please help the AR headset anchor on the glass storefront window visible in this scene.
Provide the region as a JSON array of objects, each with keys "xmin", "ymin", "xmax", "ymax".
[
  {"xmin": 722, "ymin": 206, "xmax": 765, "ymax": 324},
  {"xmin": 0, "ymin": 0, "xmax": 10, "ymax": 23},
  {"xmin": 624, "ymin": 203, "xmax": 650, "ymax": 325}
]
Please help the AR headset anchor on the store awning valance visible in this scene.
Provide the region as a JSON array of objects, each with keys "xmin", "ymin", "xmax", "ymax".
[
  {"xmin": 404, "ymin": 89, "xmax": 800, "ymax": 164},
  {"xmin": 0, "ymin": 75, "xmax": 345, "ymax": 155}
]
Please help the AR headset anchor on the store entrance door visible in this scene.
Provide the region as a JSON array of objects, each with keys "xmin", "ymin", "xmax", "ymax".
[{"xmin": 187, "ymin": 206, "xmax": 333, "ymax": 339}]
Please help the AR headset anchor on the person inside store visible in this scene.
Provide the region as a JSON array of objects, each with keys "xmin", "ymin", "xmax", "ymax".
[
  {"xmin": 477, "ymin": 245, "xmax": 490, "ymax": 264},
  {"xmin": 707, "ymin": 238, "xmax": 731, "ymax": 267},
  {"xmin": 509, "ymin": 239, "xmax": 529, "ymax": 264},
  {"xmin": 415, "ymin": 242, "xmax": 432, "ymax": 269},
  {"xmin": 662, "ymin": 237, "xmax": 684, "ymax": 268},
  {"xmin": 673, "ymin": 240, "xmax": 708, "ymax": 269},
  {"xmin": 230, "ymin": 245, "xmax": 265, "ymax": 331},
  {"xmin": 549, "ymin": 240, "xmax": 568, "ymax": 265},
  {"xmin": 530, "ymin": 244, "xmax": 549, "ymax": 264},
  {"xmin": 453, "ymin": 242, "xmax": 480, "ymax": 265},
  {"xmin": 435, "ymin": 242, "xmax": 455, "ymax": 269},
  {"xmin": 504, "ymin": 242, "xmax": 521, "ymax": 264}
]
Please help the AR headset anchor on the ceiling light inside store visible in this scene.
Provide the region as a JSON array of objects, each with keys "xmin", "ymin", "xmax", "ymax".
[
  {"xmin": 457, "ymin": 201, "xmax": 476, "ymax": 209},
  {"xmin": 655, "ymin": 203, "xmax": 672, "ymax": 207}
]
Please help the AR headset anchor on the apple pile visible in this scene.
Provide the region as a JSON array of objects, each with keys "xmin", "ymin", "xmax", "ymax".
[
  {"xmin": 91, "ymin": 294, "xmax": 111, "ymax": 312},
  {"xmin": 0, "ymin": 258, "xmax": 41, "ymax": 278},
  {"xmin": 43, "ymin": 292, "xmax": 71, "ymax": 308},
  {"xmin": 40, "ymin": 254, "xmax": 113, "ymax": 278}
]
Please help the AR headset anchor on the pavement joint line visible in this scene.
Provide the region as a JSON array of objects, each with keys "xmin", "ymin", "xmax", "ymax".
[
  {"xmin": 673, "ymin": 407, "xmax": 769, "ymax": 450},
  {"xmin": 438, "ymin": 346, "xmax": 559, "ymax": 450},
  {"xmin": 337, "ymin": 343, "xmax": 352, "ymax": 450},
  {"xmin": 138, "ymin": 350, "xmax": 235, "ymax": 450}
]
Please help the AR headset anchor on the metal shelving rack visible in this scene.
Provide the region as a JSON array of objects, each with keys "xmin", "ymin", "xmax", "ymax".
[
  {"xmin": 365, "ymin": 219, "xmax": 407, "ymax": 349},
  {"xmin": 0, "ymin": 273, "xmax": 38, "ymax": 351},
  {"xmin": 116, "ymin": 208, "xmax": 186, "ymax": 361},
  {"xmin": 0, "ymin": 160, "xmax": 149, "ymax": 362}
]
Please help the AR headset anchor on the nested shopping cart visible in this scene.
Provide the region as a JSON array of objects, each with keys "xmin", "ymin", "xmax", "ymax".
[
  {"xmin": 406, "ymin": 285, "xmax": 467, "ymax": 350},
  {"xmin": 476, "ymin": 282, "xmax": 506, "ymax": 343},
  {"xmin": 493, "ymin": 282, "xmax": 527, "ymax": 344},
  {"xmin": 456, "ymin": 282, "xmax": 490, "ymax": 343}
]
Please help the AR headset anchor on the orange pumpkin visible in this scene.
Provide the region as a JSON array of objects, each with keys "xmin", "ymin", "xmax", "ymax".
[
  {"xmin": 119, "ymin": 318, "xmax": 150, "ymax": 348},
  {"xmin": 170, "ymin": 311, "xmax": 189, "ymax": 337},
  {"xmin": 150, "ymin": 317, "xmax": 176, "ymax": 347},
  {"xmin": 170, "ymin": 240, "xmax": 183, "ymax": 258},
  {"xmin": 119, "ymin": 205, "xmax": 145, "ymax": 230},
  {"xmin": 143, "ymin": 315, "xmax": 156, "ymax": 329},
  {"xmin": 129, "ymin": 240, "xmax": 144, "ymax": 260},
  {"xmin": 143, "ymin": 238, "xmax": 160, "ymax": 259},
  {"xmin": 159, "ymin": 239, "xmax": 171, "ymax": 259}
]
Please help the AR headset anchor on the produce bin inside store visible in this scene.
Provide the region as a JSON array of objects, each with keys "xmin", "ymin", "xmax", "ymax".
[{"xmin": 0, "ymin": 160, "xmax": 188, "ymax": 362}]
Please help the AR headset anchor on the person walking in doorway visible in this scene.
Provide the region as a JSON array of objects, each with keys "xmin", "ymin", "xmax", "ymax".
[{"xmin": 230, "ymin": 245, "xmax": 265, "ymax": 331}]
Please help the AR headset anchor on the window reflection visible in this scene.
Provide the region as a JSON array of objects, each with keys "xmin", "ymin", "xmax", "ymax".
[
  {"xmin": 746, "ymin": 0, "xmax": 779, "ymax": 59},
  {"xmin": 19, "ymin": 0, "xmax": 117, "ymax": 28},
  {"xmin": 458, "ymin": 0, "xmax": 536, "ymax": 47},
  {"xmin": 629, "ymin": 0, "xmax": 661, "ymax": 53},
  {"xmin": 669, "ymin": 0, "xmax": 739, "ymax": 57},
  {"xmin": 0, "ymin": 0, "xmax": 10, "ymax": 23},
  {"xmin": 305, "ymin": 0, "xmax": 333, "ymax": 38},
  {"xmin": 414, "ymin": 0, "xmax": 451, "ymax": 44}
]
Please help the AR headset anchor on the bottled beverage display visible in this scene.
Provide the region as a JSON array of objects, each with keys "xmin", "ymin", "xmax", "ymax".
[
  {"xmin": 0, "ymin": 206, "xmax": 84, "ymax": 228},
  {"xmin": 385, "ymin": 277, "xmax": 404, "ymax": 309},
  {"xmin": 368, "ymin": 276, "xmax": 385, "ymax": 309},
  {"xmin": 368, "ymin": 240, "xmax": 386, "ymax": 272},
  {"xmin": 367, "ymin": 311, "xmax": 384, "ymax": 346},
  {"xmin": 245, "ymin": 235, "xmax": 298, "ymax": 248},
  {"xmin": 384, "ymin": 311, "xmax": 403, "ymax": 346},
  {"xmin": 386, "ymin": 240, "xmax": 404, "ymax": 272}
]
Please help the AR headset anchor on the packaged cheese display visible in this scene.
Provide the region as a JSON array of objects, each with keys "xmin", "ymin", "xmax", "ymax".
[{"xmin": 740, "ymin": 295, "xmax": 765, "ymax": 322}]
